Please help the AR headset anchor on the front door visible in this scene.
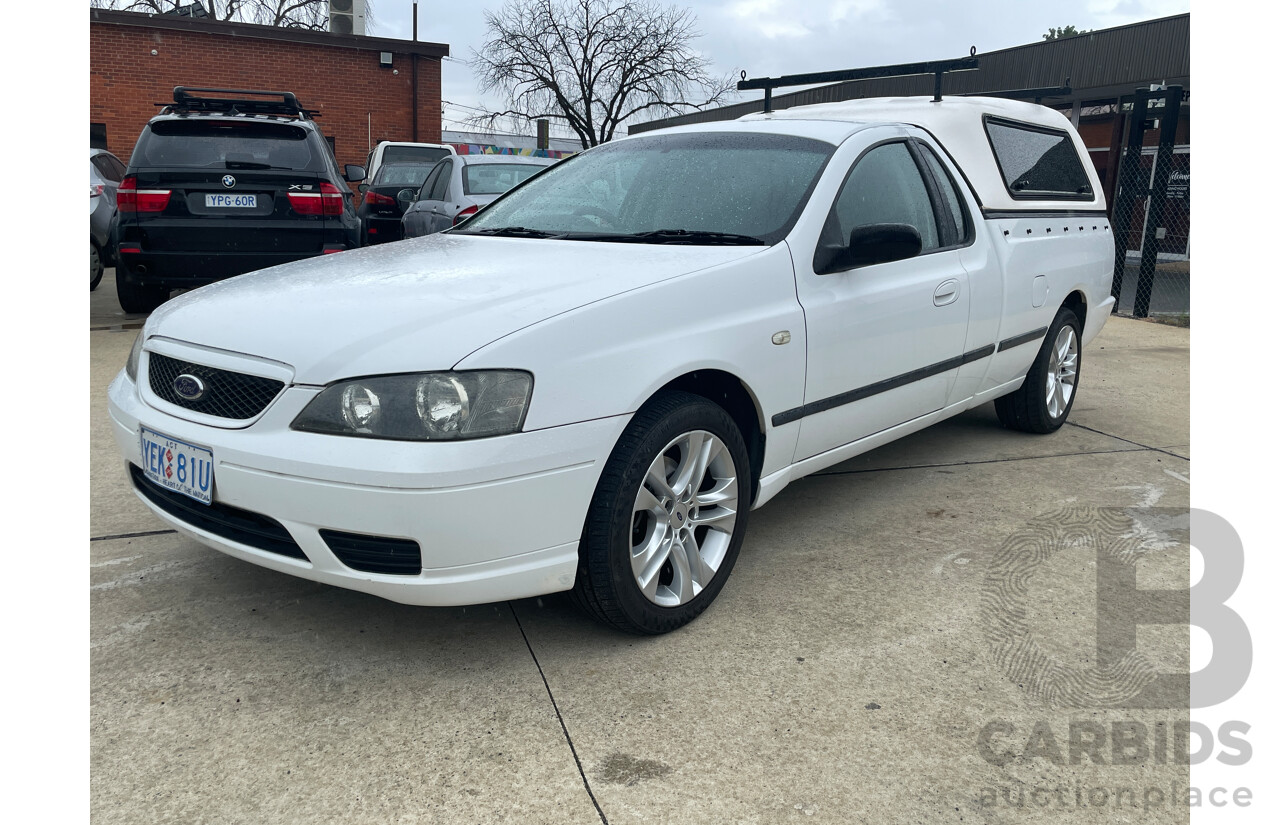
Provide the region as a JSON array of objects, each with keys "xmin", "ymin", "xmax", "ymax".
[{"xmin": 793, "ymin": 138, "xmax": 972, "ymax": 460}]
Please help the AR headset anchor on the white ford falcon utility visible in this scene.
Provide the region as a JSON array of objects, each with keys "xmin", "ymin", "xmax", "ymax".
[{"xmin": 109, "ymin": 96, "xmax": 1114, "ymax": 634}]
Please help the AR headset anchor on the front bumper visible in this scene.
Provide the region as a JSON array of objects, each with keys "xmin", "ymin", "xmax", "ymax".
[{"xmin": 107, "ymin": 354, "xmax": 627, "ymax": 606}]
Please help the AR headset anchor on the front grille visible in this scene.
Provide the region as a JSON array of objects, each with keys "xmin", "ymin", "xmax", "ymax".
[
  {"xmin": 320, "ymin": 530, "xmax": 422, "ymax": 576},
  {"xmin": 148, "ymin": 352, "xmax": 284, "ymax": 420},
  {"xmin": 130, "ymin": 464, "xmax": 308, "ymax": 561}
]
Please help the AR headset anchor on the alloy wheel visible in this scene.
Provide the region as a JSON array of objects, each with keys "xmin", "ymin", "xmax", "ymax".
[
  {"xmin": 629, "ymin": 430, "xmax": 739, "ymax": 607},
  {"xmin": 1045, "ymin": 325, "xmax": 1078, "ymax": 418}
]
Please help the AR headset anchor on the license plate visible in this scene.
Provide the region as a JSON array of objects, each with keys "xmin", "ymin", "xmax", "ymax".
[
  {"xmin": 140, "ymin": 427, "xmax": 214, "ymax": 505},
  {"xmin": 205, "ymin": 193, "xmax": 257, "ymax": 208}
]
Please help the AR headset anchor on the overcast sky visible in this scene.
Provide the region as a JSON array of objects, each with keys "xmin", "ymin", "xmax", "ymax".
[{"xmin": 364, "ymin": 0, "xmax": 1189, "ymax": 139}]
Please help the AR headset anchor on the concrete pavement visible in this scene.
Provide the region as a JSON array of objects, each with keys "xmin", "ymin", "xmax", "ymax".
[{"xmin": 91, "ymin": 292, "xmax": 1191, "ymax": 824}]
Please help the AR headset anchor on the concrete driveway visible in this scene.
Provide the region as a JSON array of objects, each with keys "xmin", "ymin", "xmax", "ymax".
[{"xmin": 91, "ymin": 277, "xmax": 1190, "ymax": 824}]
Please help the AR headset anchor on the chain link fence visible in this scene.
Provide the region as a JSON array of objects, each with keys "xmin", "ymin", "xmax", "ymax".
[{"xmin": 1108, "ymin": 91, "xmax": 1190, "ymax": 325}]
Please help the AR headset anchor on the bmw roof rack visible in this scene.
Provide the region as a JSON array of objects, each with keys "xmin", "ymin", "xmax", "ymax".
[
  {"xmin": 158, "ymin": 87, "xmax": 320, "ymax": 120},
  {"xmin": 739, "ymin": 50, "xmax": 981, "ymax": 112}
]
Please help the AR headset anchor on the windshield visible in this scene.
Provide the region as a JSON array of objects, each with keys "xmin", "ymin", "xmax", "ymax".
[
  {"xmin": 457, "ymin": 132, "xmax": 835, "ymax": 244},
  {"xmin": 137, "ymin": 120, "xmax": 321, "ymax": 171},
  {"xmin": 463, "ymin": 163, "xmax": 546, "ymax": 196},
  {"xmin": 383, "ymin": 146, "xmax": 452, "ymax": 165}
]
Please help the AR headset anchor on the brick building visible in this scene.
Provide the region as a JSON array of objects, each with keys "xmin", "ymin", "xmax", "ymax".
[{"xmin": 89, "ymin": 8, "xmax": 448, "ymax": 184}]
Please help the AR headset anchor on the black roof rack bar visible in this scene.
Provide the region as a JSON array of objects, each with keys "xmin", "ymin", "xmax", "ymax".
[
  {"xmin": 965, "ymin": 83, "xmax": 1072, "ymax": 104},
  {"xmin": 738, "ymin": 54, "xmax": 981, "ymax": 112},
  {"xmin": 159, "ymin": 87, "xmax": 319, "ymax": 119}
]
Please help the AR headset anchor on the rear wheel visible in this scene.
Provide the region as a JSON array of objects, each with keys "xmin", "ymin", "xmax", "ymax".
[
  {"xmin": 572, "ymin": 391, "xmax": 751, "ymax": 634},
  {"xmin": 116, "ymin": 271, "xmax": 169, "ymax": 314},
  {"xmin": 90, "ymin": 241, "xmax": 103, "ymax": 291},
  {"xmin": 995, "ymin": 306, "xmax": 1082, "ymax": 433}
]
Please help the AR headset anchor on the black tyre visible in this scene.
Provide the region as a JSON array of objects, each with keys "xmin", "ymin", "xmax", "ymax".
[
  {"xmin": 116, "ymin": 271, "xmax": 169, "ymax": 314},
  {"xmin": 90, "ymin": 241, "xmax": 104, "ymax": 291},
  {"xmin": 572, "ymin": 391, "xmax": 752, "ymax": 634},
  {"xmin": 994, "ymin": 306, "xmax": 1083, "ymax": 434}
]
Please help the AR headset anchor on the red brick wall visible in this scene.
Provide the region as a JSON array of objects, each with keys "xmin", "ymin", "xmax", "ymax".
[
  {"xmin": 1076, "ymin": 110, "xmax": 1190, "ymax": 149},
  {"xmin": 90, "ymin": 21, "xmax": 442, "ymax": 190}
]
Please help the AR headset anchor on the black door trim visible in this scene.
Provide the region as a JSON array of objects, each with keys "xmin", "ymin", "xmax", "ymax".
[
  {"xmin": 771, "ymin": 344, "xmax": 996, "ymax": 427},
  {"xmin": 998, "ymin": 326, "xmax": 1049, "ymax": 352}
]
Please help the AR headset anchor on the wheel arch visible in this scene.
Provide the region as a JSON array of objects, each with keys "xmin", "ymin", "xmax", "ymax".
[
  {"xmin": 652, "ymin": 369, "xmax": 766, "ymax": 503},
  {"xmin": 1063, "ymin": 289, "xmax": 1087, "ymax": 328}
]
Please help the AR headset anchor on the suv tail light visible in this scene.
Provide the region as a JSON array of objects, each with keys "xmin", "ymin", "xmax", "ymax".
[
  {"xmin": 117, "ymin": 176, "xmax": 171, "ymax": 213},
  {"xmin": 363, "ymin": 191, "xmax": 397, "ymax": 207},
  {"xmin": 288, "ymin": 182, "xmax": 345, "ymax": 216},
  {"xmin": 453, "ymin": 205, "xmax": 480, "ymax": 226}
]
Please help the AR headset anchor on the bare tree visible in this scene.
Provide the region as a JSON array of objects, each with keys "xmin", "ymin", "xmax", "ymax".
[
  {"xmin": 470, "ymin": 0, "xmax": 737, "ymax": 149},
  {"xmin": 89, "ymin": 0, "xmax": 374, "ymax": 30}
]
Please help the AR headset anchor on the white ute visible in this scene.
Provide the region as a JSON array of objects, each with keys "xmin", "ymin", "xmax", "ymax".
[{"xmin": 109, "ymin": 96, "xmax": 1114, "ymax": 634}]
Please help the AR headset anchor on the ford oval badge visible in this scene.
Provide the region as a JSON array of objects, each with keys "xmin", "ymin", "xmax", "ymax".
[
  {"xmin": 173, "ymin": 374, "xmax": 206, "ymax": 401},
  {"xmin": 222, "ymin": 175, "xmax": 236, "ymax": 188}
]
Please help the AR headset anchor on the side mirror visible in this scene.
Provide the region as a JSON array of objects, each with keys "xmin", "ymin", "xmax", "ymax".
[
  {"xmin": 357, "ymin": 183, "xmax": 369, "ymax": 194},
  {"xmin": 396, "ymin": 189, "xmax": 416, "ymax": 206},
  {"xmin": 814, "ymin": 223, "xmax": 922, "ymax": 274},
  {"xmin": 344, "ymin": 165, "xmax": 366, "ymax": 183}
]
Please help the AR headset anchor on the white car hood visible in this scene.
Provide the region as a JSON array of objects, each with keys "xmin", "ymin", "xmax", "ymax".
[{"xmin": 147, "ymin": 232, "xmax": 762, "ymax": 383}]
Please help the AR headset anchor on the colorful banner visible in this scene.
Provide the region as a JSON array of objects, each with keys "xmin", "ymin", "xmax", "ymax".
[{"xmin": 449, "ymin": 144, "xmax": 576, "ymax": 159}]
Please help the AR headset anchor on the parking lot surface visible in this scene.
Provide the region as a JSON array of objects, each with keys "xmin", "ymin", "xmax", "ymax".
[{"xmin": 92, "ymin": 276, "xmax": 1190, "ymax": 824}]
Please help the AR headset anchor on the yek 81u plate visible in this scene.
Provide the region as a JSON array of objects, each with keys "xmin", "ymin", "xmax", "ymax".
[{"xmin": 139, "ymin": 427, "xmax": 214, "ymax": 504}]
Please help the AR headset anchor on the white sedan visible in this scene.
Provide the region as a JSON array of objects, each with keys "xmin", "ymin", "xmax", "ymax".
[{"xmin": 109, "ymin": 97, "xmax": 1113, "ymax": 634}]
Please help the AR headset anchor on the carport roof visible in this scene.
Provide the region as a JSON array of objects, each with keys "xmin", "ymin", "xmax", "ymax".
[
  {"xmin": 90, "ymin": 8, "xmax": 449, "ymax": 59},
  {"xmin": 631, "ymin": 13, "xmax": 1188, "ymax": 134}
]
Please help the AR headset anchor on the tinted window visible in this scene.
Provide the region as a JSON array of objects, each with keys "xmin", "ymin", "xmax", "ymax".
[
  {"xmin": 985, "ymin": 118, "xmax": 1093, "ymax": 199},
  {"xmin": 429, "ymin": 161, "xmax": 452, "ymax": 201},
  {"xmin": 383, "ymin": 146, "xmax": 452, "ymax": 165},
  {"xmin": 137, "ymin": 120, "xmax": 322, "ymax": 171},
  {"xmin": 916, "ymin": 143, "xmax": 968, "ymax": 245},
  {"xmin": 461, "ymin": 132, "xmax": 835, "ymax": 244},
  {"xmin": 91, "ymin": 155, "xmax": 123, "ymax": 183},
  {"xmin": 463, "ymin": 163, "xmax": 544, "ymax": 195},
  {"xmin": 829, "ymin": 142, "xmax": 939, "ymax": 252},
  {"xmin": 417, "ymin": 164, "xmax": 444, "ymax": 201}
]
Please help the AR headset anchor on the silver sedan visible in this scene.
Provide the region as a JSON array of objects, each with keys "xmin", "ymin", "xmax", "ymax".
[
  {"xmin": 90, "ymin": 148, "xmax": 126, "ymax": 290},
  {"xmin": 400, "ymin": 154, "xmax": 557, "ymax": 238}
]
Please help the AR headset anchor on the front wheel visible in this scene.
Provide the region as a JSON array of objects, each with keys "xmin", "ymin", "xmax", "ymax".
[
  {"xmin": 572, "ymin": 391, "xmax": 751, "ymax": 634},
  {"xmin": 994, "ymin": 306, "xmax": 1082, "ymax": 433}
]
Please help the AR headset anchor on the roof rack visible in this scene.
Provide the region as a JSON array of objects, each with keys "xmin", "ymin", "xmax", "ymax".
[
  {"xmin": 963, "ymin": 83, "xmax": 1072, "ymax": 104},
  {"xmin": 158, "ymin": 87, "xmax": 320, "ymax": 120},
  {"xmin": 738, "ymin": 51, "xmax": 981, "ymax": 112}
]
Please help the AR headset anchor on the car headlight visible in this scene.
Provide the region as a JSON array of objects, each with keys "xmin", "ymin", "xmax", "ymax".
[
  {"xmin": 291, "ymin": 371, "xmax": 533, "ymax": 440},
  {"xmin": 125, "ymin": 332, "xmax": 143, "ymax": 383}
]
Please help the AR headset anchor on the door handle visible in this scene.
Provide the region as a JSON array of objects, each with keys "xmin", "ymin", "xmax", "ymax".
[{"xmin": 933, "ymin": 279, "xmax": 960, "ymax": 307}]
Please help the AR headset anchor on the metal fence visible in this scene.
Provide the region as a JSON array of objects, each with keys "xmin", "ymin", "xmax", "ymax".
[{"xmin": 1109, "ymin": 87, "xmax": 1190, "ymax": 323}]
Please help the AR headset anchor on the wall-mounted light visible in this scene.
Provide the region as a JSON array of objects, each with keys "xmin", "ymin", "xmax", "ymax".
[{"xmin": 379, "ymin": 52, "xmax": 393, "ymax": 68}]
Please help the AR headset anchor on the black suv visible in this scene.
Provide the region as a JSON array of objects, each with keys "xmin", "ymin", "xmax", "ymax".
[{"xmin": 114, "ymin": 87, "xmax": 365, "ymax": 313}]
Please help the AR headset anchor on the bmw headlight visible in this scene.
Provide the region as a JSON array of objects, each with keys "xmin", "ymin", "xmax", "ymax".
[
  {"xmin": 292, "ymin": 371, "xmax": 533, "ymax": 440},
  {"xmin": 125, "ymin": 332, "xmax": 144, "ymax": 383}
]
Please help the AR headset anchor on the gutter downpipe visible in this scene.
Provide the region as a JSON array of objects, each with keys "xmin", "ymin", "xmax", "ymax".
[{"xmin": 411, "ymin": 1, "xmax": 419, "ymax": 142}]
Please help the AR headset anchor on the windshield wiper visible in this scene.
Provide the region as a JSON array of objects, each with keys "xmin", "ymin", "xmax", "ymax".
[
  {"xmin": 463, "ymin": 226, "xmax": 564, "ymax": 239},
  {"xmin": 565, "ymin": 229, "xmax": 766, "ymax": 245}
]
